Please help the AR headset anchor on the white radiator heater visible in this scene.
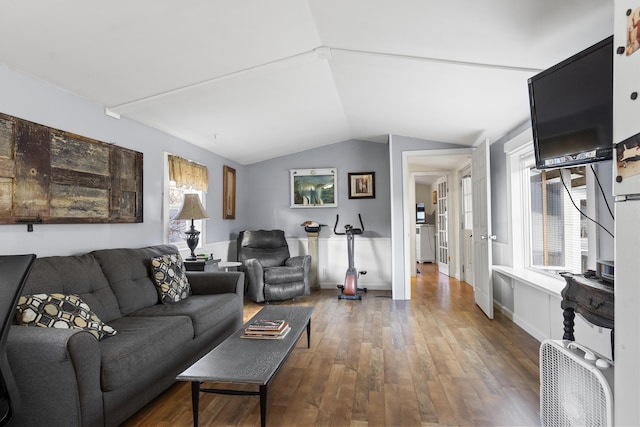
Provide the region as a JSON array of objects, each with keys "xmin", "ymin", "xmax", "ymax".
[{"xmin": 539, "ymin": 340, "xmax": 614, "ymax": 427}]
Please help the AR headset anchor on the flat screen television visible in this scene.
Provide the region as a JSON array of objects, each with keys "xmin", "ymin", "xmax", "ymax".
[{"xmin": 528, "ymin": 36, "xmax": 613, "ymax": 170}]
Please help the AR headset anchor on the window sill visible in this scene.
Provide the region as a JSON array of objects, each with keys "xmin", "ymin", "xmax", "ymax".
[{"xmin": 493, "ymin": 265, "xmax": 566, "ymax": 297}]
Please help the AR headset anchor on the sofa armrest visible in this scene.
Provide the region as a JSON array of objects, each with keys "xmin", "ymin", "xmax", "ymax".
[
  {"xmin": 243, "ymin": 259, "xmax": 266, "ymax": 303},
  {"xmin": 285, "ymin": 255, "xmax": 310, "ymax": 269},
  {"xmin": 6, "ymin": 326, "xmax": 103, "ymax": 427},
  {"xmin": 186, "ymin": 271, "xmax": 244, "ymax": 296},
  {"xmin": 286, "ymin": 255, "xmax": 311, "ymax": 295}
]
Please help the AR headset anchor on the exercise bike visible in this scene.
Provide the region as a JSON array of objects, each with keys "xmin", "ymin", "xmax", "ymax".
[{"xmin": 334, "ymin": 214, "xmax": 367, "ymax": 300}]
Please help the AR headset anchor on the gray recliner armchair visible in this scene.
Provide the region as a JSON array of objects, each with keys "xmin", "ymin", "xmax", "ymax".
[{"xmin": 237, "ymin": 230, "xmax": 311, "ymax": 303}]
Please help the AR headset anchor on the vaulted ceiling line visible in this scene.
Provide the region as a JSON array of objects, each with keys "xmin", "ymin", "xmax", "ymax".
[{"xmin": 107, "ymin": 45, "xmax": 544, "ymax": 118}]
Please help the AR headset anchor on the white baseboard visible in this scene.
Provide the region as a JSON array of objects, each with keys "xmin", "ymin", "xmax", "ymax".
[
  {"xmin": 513, "ymin": 314, "xmax": 546, "ymax": 343},
  {"xmin": 494, "ymin": 302, "xmax": 514, "ymax": 321}
]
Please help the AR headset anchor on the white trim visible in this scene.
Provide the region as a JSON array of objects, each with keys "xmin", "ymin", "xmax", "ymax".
[
  {"xmin": 493, "ymin": 265, "xmax": 565, "ymax": 297},
  {"xmin": 585, "ymin": 167, "xmax": 598, "ymax": 271},
  {"xmin": 400, "ymin": 148, "xmax": 473, "ymax": 299},
  {"xmin": 503, "ymin": 127, "xmax": 533, "ymax": 154},
  {"xmin": 505, "ymin": 142, "xmax": 533, "ymax": 268},
  {"xmin": 163, "ymin": 151, "xmax": 171, "ymax": 243}
]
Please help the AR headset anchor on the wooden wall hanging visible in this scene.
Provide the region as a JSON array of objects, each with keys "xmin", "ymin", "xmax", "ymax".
[{"xmin": 0, "ymin": 112, "xmax": 143, "ymax": 227}]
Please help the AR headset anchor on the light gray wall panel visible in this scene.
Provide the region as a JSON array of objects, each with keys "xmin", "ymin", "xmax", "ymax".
[{"xmin": 244, "ymin": 139, "xmax": 390, "ymax": 239}]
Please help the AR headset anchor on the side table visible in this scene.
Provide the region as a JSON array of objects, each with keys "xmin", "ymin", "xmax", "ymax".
[
  {"xmin": 218, "ymin": 261, "xmax": 241, "ymax": 271},
  {"xmin": 560, "ymin": 272, "xmax": 614, "ymax": 356},
  {"xmin": 184, "ymin": 258, "xmax": 220, "ymax": 272}
]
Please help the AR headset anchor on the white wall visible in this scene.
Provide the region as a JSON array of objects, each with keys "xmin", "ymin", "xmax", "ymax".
[{"xmin": 613, "ymin": 0, "xmax": 640, "ymax": 423}]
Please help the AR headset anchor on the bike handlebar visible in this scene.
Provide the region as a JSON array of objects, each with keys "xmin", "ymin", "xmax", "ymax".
[{"xmin": 333, "ymin": 214, "xmax": 364, "ymax": 235}]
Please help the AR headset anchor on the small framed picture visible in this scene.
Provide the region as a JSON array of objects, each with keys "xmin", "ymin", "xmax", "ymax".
[
  {"xmin": 223, "ymin": 165, "xmax": 236, "ymax": 219},
  {"xmin": 348, "ymin": 172, "xmax": 375, "ymax": 199}
]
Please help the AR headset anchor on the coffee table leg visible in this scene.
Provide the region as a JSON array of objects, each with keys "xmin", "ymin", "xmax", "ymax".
[
  {"xmin": 259, "ymin": 384, "xmax": 268, "ymax": 427},
  {"xmin": 191, "ymin": 381, "xmax": 200, "ymax": 427},
  {"xmin": 306, "ymin": 319, "xmax": 311, "ymax": 348}
]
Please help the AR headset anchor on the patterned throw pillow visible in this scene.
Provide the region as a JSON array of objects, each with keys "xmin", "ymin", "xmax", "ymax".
[
  {"xmin": 151, "ymin": 253, "xmax": 192, "ymax": 304},
  {"xmin": 15, "ymin": 293, "xmax": 117, "ymax": 340}
]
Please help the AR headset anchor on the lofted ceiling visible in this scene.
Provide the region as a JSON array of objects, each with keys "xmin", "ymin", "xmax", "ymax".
[{"xmin": 0, "ymin": 1, "xmax": 613, "ymax": 165}]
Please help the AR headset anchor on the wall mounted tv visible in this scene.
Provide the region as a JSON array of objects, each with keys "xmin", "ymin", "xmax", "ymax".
[{"xmin": 528, "ymin": 36, "xmax": 613, "ymax": 170}]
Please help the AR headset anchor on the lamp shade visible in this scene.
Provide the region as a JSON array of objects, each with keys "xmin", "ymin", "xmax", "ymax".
[{"xmin": 174, "ymin": 194, "xmax": 209, "ymax": 220}]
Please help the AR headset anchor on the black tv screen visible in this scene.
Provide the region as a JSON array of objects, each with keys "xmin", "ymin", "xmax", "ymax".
[{"xmin": 528, "ymin": 36, "xmax": 613, "ymax": 169}]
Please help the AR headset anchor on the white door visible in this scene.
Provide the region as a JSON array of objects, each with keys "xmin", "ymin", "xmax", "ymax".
[
  {"xmin": 436, "ymin": 177, "xmax": 449, "ymax": 276},
  {"xmin": 471, "ymin": 140, "xmax": 494, "ymax": 319}
]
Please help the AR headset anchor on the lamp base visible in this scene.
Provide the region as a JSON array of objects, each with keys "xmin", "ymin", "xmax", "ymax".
[{"xmin": 185, "ymin": 226, "xmax": 200, "ymax": 260}]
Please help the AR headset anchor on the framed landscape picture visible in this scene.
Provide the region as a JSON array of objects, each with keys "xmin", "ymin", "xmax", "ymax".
[
  {"xmin": 348, "ymin": 172, "xmax": 375, "ymax": 199},
  {"xmin": 290, "ymin": 168, "xmax": 337, "ymax": 208}
]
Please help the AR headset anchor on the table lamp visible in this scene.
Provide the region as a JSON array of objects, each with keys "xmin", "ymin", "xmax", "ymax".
[{"xmin": 174, "ymin": 194, "xmax": 209, "ymax": 260}]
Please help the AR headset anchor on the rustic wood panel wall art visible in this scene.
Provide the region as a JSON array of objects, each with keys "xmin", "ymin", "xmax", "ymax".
[{"xmin": 0, "ymin": 112, "xmax": 143, "ymax": 226}]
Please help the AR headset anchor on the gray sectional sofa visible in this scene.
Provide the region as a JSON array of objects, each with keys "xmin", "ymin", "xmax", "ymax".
[{"xmin": 5, "ymin": 244, "xmax": 244, "ymax": 427}]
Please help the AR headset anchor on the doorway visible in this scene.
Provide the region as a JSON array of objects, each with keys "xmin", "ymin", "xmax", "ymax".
[
  {"xmin": 401, "ymin": 149, "xmax": 472, "ymax": 299},
  {"xmin": 414, "ymin": 172, "xmax": 443, "ymax": 275}
]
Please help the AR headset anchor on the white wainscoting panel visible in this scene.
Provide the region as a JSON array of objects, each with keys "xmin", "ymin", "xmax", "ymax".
[{"xmin": 201, "ymin": 237, "xmax": 392, "ymax": 291}]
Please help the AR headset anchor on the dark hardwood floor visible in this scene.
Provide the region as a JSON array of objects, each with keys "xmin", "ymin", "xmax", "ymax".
[{"xmin": 122, "ymin": 263, "xmax": 541, "ymax": 426}]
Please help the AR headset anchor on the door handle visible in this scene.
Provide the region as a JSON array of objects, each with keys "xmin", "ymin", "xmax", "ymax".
[{"xmin": 480, "ymin": 235, "xmax": 497, "ymax": 241}]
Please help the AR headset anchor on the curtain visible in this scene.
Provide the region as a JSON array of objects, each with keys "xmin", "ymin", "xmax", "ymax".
[{"xmin": 168, "ymin": 154, "xmax": 208, "ymax": 192}]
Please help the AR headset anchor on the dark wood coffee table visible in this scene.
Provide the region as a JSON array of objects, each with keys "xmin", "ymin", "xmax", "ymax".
[{"xmin": 176, "ymin": 305, "xmax": 314, "ymax": 427}]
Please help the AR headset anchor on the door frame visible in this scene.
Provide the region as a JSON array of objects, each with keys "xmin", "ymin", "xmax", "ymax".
[
  {"xmin": 400, "ymin": 148, "xmax": 473, "ymax": 300},
  {"xmin": 409, "ymin": 170, "xmax": 447, "ymax": 276}
]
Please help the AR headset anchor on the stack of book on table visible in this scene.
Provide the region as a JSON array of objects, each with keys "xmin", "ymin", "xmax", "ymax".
[{"xmin": 241, "ymin": 319, "xmax": 291, "ymax": 339}]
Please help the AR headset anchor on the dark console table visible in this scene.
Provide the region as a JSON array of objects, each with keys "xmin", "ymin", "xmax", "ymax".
[
  {"xmin": 560, "ymin": 272, "xmax": 614, "ymax": 355},
  {"xmin": 183, "ymin": 258, "xmax": 220, "ymax": 272}
]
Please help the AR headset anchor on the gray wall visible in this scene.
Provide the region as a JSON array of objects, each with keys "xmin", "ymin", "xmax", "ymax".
[
  {"xmin": 0, "ymin": 65, "xmax": 245, "ymax": 257},
  {"xmin": 489, "ymin": 136, "xmax": 508, "ymax": 244},
  {"xmin": 489, "ymin": 121, "xmax": 530, "ymax": 244},
  {"xmin": 244, "ymin": 139, "xmax": 391, "ymax": 240}
]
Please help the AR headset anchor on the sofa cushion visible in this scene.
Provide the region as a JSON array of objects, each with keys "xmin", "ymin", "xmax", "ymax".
[
  {"xmin": 264, "ymin": 281, "xmax": 306, "ymax": 302},
  {"xmin": 91, "ymin": 245, "xmax": 180, "ymax": 315},
  {"xmin": 237, "ymin": 230, "xmax": 290, "ymax": 267},
  {"xmin": 22, "ymin": 254, "xmax": 122, "ymax": 322},
  {"xmin": 99, "ymin": 315, "xmax": 193, "ymax": 391},
  {"xmin": 151, "ymin": 254, "xmax": 191, "ymax": 304},
  {"xmin": 264, "ymin": 266, "xmax": 305, "ymax": 284},
  {"xmin": 131, "ymin": 293, "xmax": 240, "ymax": 337},
  {"xmin": 15, "ymin": 293, "xmax": 117, "ymax": 340}
]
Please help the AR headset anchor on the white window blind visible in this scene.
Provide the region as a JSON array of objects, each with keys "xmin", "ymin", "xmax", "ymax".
[{"xmin": 528, "ymin": 167, "xmax": 586, "ymax": 274}]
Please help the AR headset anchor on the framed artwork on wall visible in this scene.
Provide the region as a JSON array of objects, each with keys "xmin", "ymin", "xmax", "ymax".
[
  {"xmin": 290, "ymin": 168, "xmax": 337, "ymax": 208},
  {"xmin": 348, "ymin": 172, "xmax": 375, "ymax": 199},
  {"xmin": 223, "ymin": 165, "xmax": 236, "ymax": 219}
]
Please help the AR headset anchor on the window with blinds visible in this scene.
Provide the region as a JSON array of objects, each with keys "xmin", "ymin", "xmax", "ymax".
[{"xmin": 528, "ymin": 166, "xmax": 586, "ymax": 274}]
